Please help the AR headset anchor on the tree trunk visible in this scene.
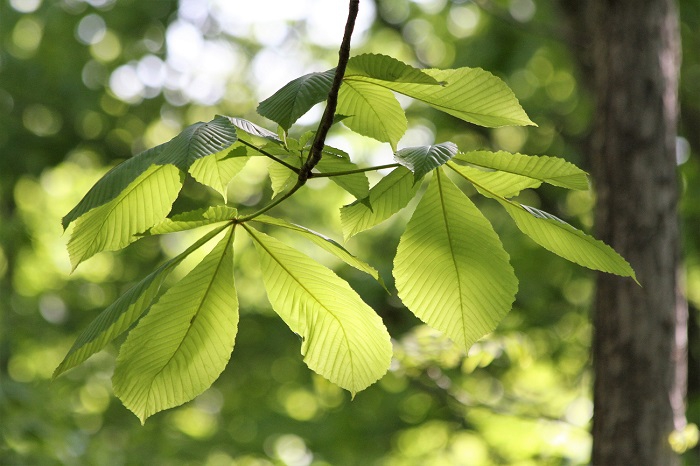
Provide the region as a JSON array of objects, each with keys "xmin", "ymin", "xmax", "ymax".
[{"xmin": 584, "ymin": 0, "xmax": 686, "ymax": 464}]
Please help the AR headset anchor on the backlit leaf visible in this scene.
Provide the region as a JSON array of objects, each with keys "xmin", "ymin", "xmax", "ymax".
[
  {"xmin": 394, "ymin": 169, "xmax": 517, "ymax": 352},
  {"xmin": 67, "ymin": 164, "xmax": 183, "ymax": 269},
  {"xmin": 189, "ymin": 148, "xmax": 249, "ymax": 201},
  {"xmin": 345, "ymin": 53, "xmax": 440, "ymax": 84},
  {"xmin": 500, "ymin": 201, "xmax": 637, "ymax": 281},
  {"xmin": 54, "ymin": 224, "xmax": 229, "ymax": 378},
  {"xmin": 447, "ymin": 163, "xmax": 541, "ymax": 198},
  {"xmin": 246, "ymin": 226, "xmax": 392, "ymax": 395},
  {"xmin": 337, "ymin": 80, "xmax": 407, "ymax": 151},
  {"xmin": 149, "ymin": 206, "xmax": 237, "ymax": 235},
  {"xmin": 453, "ymin": 150, "xmax": 589, "ymax": 190},
  {"xmin": 340, "ymin": 166, "xmax": 420, "ymax": 240},
  {"xmin": 315, "ymin": 153, "xmax": 370, "ymax": 199},
  {"xmin": 378, "ymin": 67, "xmax": 534, "ymax": 128},
  {"xmin": 113, "ymin": 227, "xmax": 238, "ymax": 423}
]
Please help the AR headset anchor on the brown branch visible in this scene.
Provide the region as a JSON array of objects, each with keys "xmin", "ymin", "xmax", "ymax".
[{"xmin": 298, "ymin": 0, "xmax": 360, "ymax": 183}]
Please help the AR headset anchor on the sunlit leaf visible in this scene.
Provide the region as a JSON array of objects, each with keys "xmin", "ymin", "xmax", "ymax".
[
  {"xmin": 268, "ymin": 155, "xmax": 302, "ymax": 198},
  {"xmin": 377, "ymin": 67, "xmax": 534, "ymax": 128},
  {"xmin": 113, "ymin": 227, "xmax": 238, "ymax": 423},
  {"xmin": 394, "ymin": 142, "xmax": 458, "ymax": 181},
  {"xmin": 257, "ymin": 69, "xmax": 336, "ymax": 130},
  {"xmin": 453, "ymin": 150, "xmax": 589, "ymax": 190},
  {"xmin": 340, "ymin": 166, "xmax": 420, "ymax": 240},
  {"xmin": 245, "ymin": 226, "xmax": 392, "ymax": 395},
  {"xmin": 252, "ymin": 215, "xmax": 385, "ymax": 289},
  {"xmin": 189, "ymin": 148, "xmax": 249, "ymax": 201},
  {"xmin": 346, "ymin": 53, "xmax": 440, "ymax": 84},
  {"xmin": 67, "ymin": 164, "xmax": 183, "ymax": 269},
  {"xmin": 315, "ymin": 153, "xmax": 370, "ymax": 199},
  {"xmin": 54, "ymin": 224, "xmax": 229, "ymax": 378},
  {"xmin": 337, "ymin": 80, "xmax": 407, "ymax": 151},
  {"xmin": 394, "ymin": 169, "xmax": 517, "ymax": 352},
  {"xmin": 63, "ymin": 116, "xmax": 238, "ymax": 229},
  {"xmin": 149, "ymin": 206, "xmax": 237, "ymax": 235},
  {"xmin": 500, "ymin": 201, "xmax": 637, "ymax": 281},
  {"xmin": 448, "ymin": 163, "xmax": 541, "ymax": 198},
  {"xmin": 222, "ymin": 116, "xmax": 281, "ymax": 145}
]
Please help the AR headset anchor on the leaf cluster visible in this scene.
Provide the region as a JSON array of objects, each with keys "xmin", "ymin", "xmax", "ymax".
[{"xmin": 55, "ymin": 53, "xmax": 635, "ymax": 422}]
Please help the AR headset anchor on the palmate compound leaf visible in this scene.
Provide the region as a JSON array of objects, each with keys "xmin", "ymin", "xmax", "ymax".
[
  {"xmin": 336, "ymin": 80, "xmax": 407, "ymax": 151},
  {"xmin": 394, "ymin": 169, "xmax": 518, "ymax": 352},
  {"xmin": 340, "ymin": 166, "xmax": 420, "ymax": 240},
  {"xmin": 54, "ymin": 224, "xmax": 231, "ymax": 378},
  {"xmin": 251, "ymin": 215, "xmax": 385, "ymax": 290},
  {"xmin": 113, "ymin": 226, "xmax": 238, "ymax": 423},
  {"xmin": 244, "ymin": 225, "xmax": 392, "ymax": 395},
  {"xmin": 453, "ymin": 150, "xmax": 589, "ymax": 190},
  {"xmin": 394, "ymin": 142, "xmax": 458, "ymax": 181},
  {"xmin": 64, "ymin": 116, "xmax": 239, "ymax": 269}
]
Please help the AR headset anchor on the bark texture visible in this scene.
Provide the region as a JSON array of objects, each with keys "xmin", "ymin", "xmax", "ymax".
[{"xmin": 585, "ymin": 0, "xmax": 686, "ymax": 464}]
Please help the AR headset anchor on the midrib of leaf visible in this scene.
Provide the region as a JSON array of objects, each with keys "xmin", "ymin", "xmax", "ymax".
[
  {"xmin": 148, "ymin": 226, "xmax": 235, "ymax": 388},
  {"xmin": 244, "ymin": 225, "xmax": 356, "ymax": 380},
  {"xmin": 435, "ymin": 170, "xmax": 472, "ymax": 344}
]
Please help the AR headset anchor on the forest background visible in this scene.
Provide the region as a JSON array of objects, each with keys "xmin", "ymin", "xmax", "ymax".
[{"xmin": 1, "ymin": 0, "xmax": 700, "ymax": 464}]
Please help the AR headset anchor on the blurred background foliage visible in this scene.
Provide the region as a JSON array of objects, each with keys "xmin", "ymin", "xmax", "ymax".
[{"xmin": 1, "ymin": 0, "xmax": 699, "ymax": 464}]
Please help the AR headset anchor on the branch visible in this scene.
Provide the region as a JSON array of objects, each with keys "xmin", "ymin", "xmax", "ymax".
[{"xmin": 298, "ymin": 0, "xmax": 360, "ymax": 183}]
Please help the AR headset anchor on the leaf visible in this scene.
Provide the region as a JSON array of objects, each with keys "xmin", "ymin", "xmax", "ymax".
[
  {"xmin": 252, "ymin": 215, "xmax": 386, "ymax": 289},
  {"xmin": 149, "ymin": 206, "xmax": 237, "ymax": 235},
  {"xmin": 394, "ymin": 142, "xmax": 458, "ymax": 181},
  {"xmin": 189, "ymin": 148, "xmax": 249, "ymax": 201},
  {"xmin": 67, "ymin": 164, "xmax": 183, "ymax": 269},
  {"xmin": 245, "ymin": 226, "xmax": 392, "ymax": 395},
  {"xmin": 54, "ymin": 224, "xmax": 229, "ymax": 378},
  {"xmin": 500, "ymin": 201, "xmax": 637, "ymax": 281},
  {"xmin": 268, "ymin": 155, "xmax": 302, "ymax": 198},
  {"xmin": 337, "ymin": 80, "xmax": 407, "ymax": 151},
  {"xmin": 454, "ymin": 150, "xmax": 589, "ymax": 190},
  {"xmin": 447, "ymin": 163, "xmax": 541, "ymax": 198},
  {"xmin": 315, "ymin": 153, "xmax": 370, "ymax": 199},
  {"xmin": 345, "ymin": 53, "xmax": 440, "ymax": 85},
  {"xmin": 113, "ymin": 227, "xmax": 238, "ymax": 423},
  {"xmin": 394, "ymin": 169, "xmax": 517, "ymax": 352},
  {"xmin": 257, "ymin": 69, "xmax": 336, "ymax": 130},
  {"xmin": 373, "ymin": 67, "xmax": 534, "ymax": 128},
  {"xmin": 63, "ymin": 116, "xmax": 238, "ymax": 229},
  {"xmin": 340, "ymin": 166, "xmax": 420, "ymax": 240},
  {"xmin": 222, "ymin": 116, "xmax": 281, "ymax": 145}
]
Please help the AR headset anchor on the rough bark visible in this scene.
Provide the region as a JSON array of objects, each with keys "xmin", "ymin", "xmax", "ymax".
[{"xmin": 583, "ymin": 0, "xmax": 686, "ymax": 464}]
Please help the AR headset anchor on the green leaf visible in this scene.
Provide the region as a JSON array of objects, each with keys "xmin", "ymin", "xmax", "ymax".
[
  {"xmin": 252, "ymin": 215, "xmax": 386, "ymax": 289},
  {"xmin": 149, "ymin": 206, "xmax": 237, "ymax": 235},
  {"xmin": 315, "ymin": 153, "xmax": 370, "ymax": 199},
  {"xmin": 189, "ymin": 148, "xmax": 249, "ymax": 201},
  {"xmin": 54, "ymin": 224, "xmax": 229, "ymax": 378},
  {"xmin": 63, "ymin": 116, "xmax": 238, "ymax": 229},
  {"xmin": 453, "ymin": 150, "xmax": 589, "ymax": 190},
  {"xmin": 394, "ymin": 142, "xmax": 458, "ymax": 181},
  {"xmin": 67, "ymin": 164, "xmax": 183, "ymax": 269},
  {"xmin": 337, "ymin": 80, "xmax": 407, "ymax": 151},
  {"xmin": 340, "ymin": 166, "xmax": 420, "ymax": 240},
  {"xmin": 376, "ymin": 67, "xmax": 534, "ymax": 128},
  {"xmin": 257, "ymin": 69, "xmax": 336, "ymax": 130},
  {"xmin": 500, "ymin": 201, "xmax": 637, "ymax": 281},
  {"xmin": 448, "ymin": 163, "xmax": 541, "ymax": 198},
  {"xmin": 222, "ymin": 116, "xmax": 281, "ymax": 145},
  {"xmin": 245, "ymin": 226, "xmax": 392, "ymax": 395},
  {"xmin": 346, "ymin": 53, "xmax": 440, "ymax": 85},
  {"xmin": 394, "ymin": 169, "xmax": 517, "ymax": 352},
  {"xmin": 113, "ymin": 226, "xmax": 238, "ymax": 423},
  {"xmin": 268, "ymin": 155, "xmax": 302, "ymax": 198}
]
